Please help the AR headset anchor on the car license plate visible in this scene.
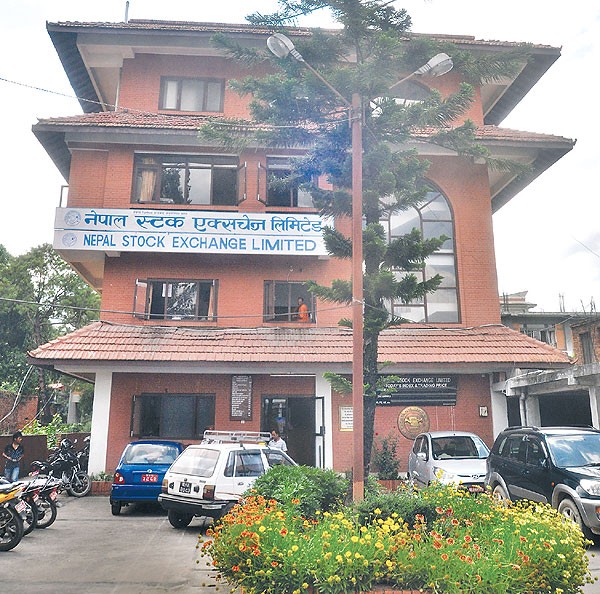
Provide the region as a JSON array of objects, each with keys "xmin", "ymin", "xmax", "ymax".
[
  {"xmin": 49, "ymin": 489, "xmax": 57, "ymax": 500},
  {"xmin": 15, "ymin": 500, "xmax": 27, "ymax": 513},
  {"xmin": 179, "ymin": 482, "xmax": 191, "ymax": 494},
  {"xmin": 141, "ymin": 474, "xmax": 158, "ymax": 483}
]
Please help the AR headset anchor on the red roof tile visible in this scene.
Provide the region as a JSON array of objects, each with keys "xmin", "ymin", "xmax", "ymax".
[
  {"xmin": 33, "ymin": 111, "xmax": 573, "ymax": 146},
  {"xmin": 28, "ymin": 322, "xmax": 570, "ymax": 368}
]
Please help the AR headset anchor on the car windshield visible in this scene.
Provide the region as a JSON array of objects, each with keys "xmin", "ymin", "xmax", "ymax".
[
  {"xmin": 123, "ymin": 443, "xmax": 180, "ymax": 465},
  {"xmin": 169, "ymin": 447, "xmax": 219, "ymax": 477},
  {"xmin": 431, "ymin": 436, "xmax": 489, "ymax": 460},
  {"xmin": 546, "ymin": 433, "xmax": 600, "ymax": 467}
]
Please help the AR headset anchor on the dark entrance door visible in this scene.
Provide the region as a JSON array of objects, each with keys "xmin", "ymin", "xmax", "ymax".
[{"xmin": 262, "ymin": 396, "xmax": 315, "ymax": 466}]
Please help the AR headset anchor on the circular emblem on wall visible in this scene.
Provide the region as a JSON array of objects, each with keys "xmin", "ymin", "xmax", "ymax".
[
  {"xmin": 397, "ymin": 406, "xmax": 430, "ymax": 439},
  {"xmin": 61, "ymin": 232, "xmax": 77, "ymax": 248},
  {"xmin": 64, "ymin": 210, "xmax": 82, "ymax": 226}
]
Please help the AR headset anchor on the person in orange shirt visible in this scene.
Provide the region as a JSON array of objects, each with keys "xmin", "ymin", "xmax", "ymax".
[{"xmin": 296, "ymin": 297, "xmax": 309, "ymax": 322}]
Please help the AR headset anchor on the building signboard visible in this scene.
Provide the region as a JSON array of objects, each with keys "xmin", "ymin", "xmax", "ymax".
[
  {"xmin": 376, "ymin": 375, "xmax": 457, "ymax": 406},
  {"xmin": 230, "ymin": 375, "xmax": 253, "ymax": 421},
  {"xmin": 54, "ymin": 208, "xmax": 329, "ymax": 256}
]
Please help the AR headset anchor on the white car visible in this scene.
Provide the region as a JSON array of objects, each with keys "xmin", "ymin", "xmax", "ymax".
[
  {"xmin": 158, "ymin": 430, "xmax": 296, "ymax": 528},
  {"xmin": 407, "ymin": 431, "xmax": 489, "ymax": 492}
]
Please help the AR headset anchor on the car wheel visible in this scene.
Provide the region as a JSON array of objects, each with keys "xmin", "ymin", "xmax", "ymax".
[
  {"xmin": 492, "ymin": 484, "xmax": 510, "ymax": 503},
  {"xmin": 111, "ymin": 501, "xmax": 122, "ymax": 516},
  {"xmin": 168, "ymin": 510, "xmax": 193, "ymax": 529},
  {"xmin": 558, "ymin": 498, "xmax": 594, "ymax": 540}
]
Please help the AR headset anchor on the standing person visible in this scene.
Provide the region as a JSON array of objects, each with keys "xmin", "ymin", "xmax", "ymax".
[
  {"xmin": 269, "ymin": 429, "xmax": 287, "ymax": 452},
  {"xmin": 3, "ymin": 431, "xmax": 24, "ymax": 482},
  {"xmin": 296, "ymin": 297, "xmax": 309, "ymax": 322}
]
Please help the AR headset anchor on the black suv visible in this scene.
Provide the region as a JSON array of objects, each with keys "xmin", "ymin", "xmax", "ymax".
[{"xmin": 486, "ymin": 426, "xmax": 600, "ymax": 539}]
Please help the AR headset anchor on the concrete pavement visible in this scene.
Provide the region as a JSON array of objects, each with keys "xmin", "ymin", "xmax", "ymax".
[{"xmin": 1, "ymin": 493, "xmax": 230, "ymax": 593}]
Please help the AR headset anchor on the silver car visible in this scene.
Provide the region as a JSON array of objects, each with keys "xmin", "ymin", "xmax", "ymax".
[{"xmin": 407, "ymin": 431, "xmax": 490, "ymax": 492}]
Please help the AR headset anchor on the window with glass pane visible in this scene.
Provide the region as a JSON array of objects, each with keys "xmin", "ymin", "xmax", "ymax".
[
  {"xmin": 159, "ymin": 77, "xmax": 224, "ymax": 112},
  {"xmin": 264, "ymin": 281, "xmax": 314, "ymax": 322},
  {"xmin": 134, "ymin": 394, "xmax": 215, "ymax": 439},
  {"xmin": 132, "ymin": 154, "xmax": 238, "ymax": 205},
  {"xmin": 147, "ymin": 280, "xmax": 217, "ymax": 321},
  {"xmin": 385, "ymin": 188, "xmax": 459, "ymax": 323},
  {"xmin": 266, "ymin": 157, "xmax": 313, "ymax": 207}
]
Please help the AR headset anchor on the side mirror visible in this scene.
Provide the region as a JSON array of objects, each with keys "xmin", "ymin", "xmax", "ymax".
[{"xmin": 416, "ymin": 451, "xmax": 427, "ymax": 461}]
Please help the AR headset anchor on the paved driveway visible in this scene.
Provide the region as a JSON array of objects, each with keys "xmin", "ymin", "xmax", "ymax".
[
  {"xmin": 4, "ymin": 493, "xmax": 600, "ymax": 593},
  {"xmin": 1, "ymin": 493, "xmax": 229, "ymax": 593}
]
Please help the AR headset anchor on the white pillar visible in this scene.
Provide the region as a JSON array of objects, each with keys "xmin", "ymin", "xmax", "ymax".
[
  {"xmin": 315, "ymin": 373, "xmax": 333, "ymax": 469},
  {"xmin": 525, "ymin": 393, "xmax": 541, "ymax": 427},
  {"xmin": 490, "ymin": 379, "xmax": 508, "ymax": 439},
  {"xmin": 589, "ymin": 385, "xmax": 600, "ymax": 429},
  {"xmin": 88, "ymin": 370, "xmax": 113, "ymax": 475}
]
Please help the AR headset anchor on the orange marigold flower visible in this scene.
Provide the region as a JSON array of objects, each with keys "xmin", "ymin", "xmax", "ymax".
[
  {"xmin": 464, "ymin": 535, "xmax": 472, "ymax": 543},
  {"xmin": 232, "ymin": 565, "xmax": 240, "ymax": 572},
  {"xmin": 451, "ymin": 519, "xmax": 459, "ymax": 526},
  {"xmin": 433, "ymin": 540, "xmax": 443, "ymax": 550},
  {"xmin": 436, "ymin": 507, "xmax": 445, "ymax": 514},
  {"xmin": 271, "ymin": 561, "xmax": 279, "ymax": 567},
  {"xmin": 441, "ymin": 554, "xmax": 449, "ymax": 561},
  {"xmin": 291, "ymin": 498, "xmax": 300, "ymax": 504},
  {"xmin": 446, "ymin": 538, "xmax": 455, "ymax": 545},
  {"xmin": 476, "ymin": 575, "xmax": 482, "ymax": 582},
  {"xmin": 519, "ymin": 536, "xmax": 527, "ymax": 542},
  {"xmin": 492, "ymin": 538, "xmax": 504, "ymax": 545},
  {"xmin": 280, "ymin": 528, "xmax": 288, "ymax": 536}
]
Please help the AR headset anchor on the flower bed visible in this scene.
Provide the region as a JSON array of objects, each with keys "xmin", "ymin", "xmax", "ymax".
[{"xmin": 203, "ymin": 483, "xmax": 592, "ymax": 594}]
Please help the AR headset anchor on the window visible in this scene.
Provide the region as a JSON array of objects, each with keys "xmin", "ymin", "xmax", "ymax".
[
  {"xmin": 264, "ymin": 281, "xmax": 315, "ymax": 322},
  {"xmin": 132, "ymin": 394, "xmax": 215, "ymax": 439},
  {"xmin": 265, "ymin": 157, "xmax": 313, "ymax": 208},
  {"xmin": 159, "ymin": 77, "xmax": 224, "ymax": 112},
  {"xmin": 224, "ymin": 451, "xmax": 265, "ymax": 478},
  {"xmin": 132, "ymin": 154, "xmax": 239, "ymax": 205},
  {"xmin": 383, "ymin": 188, "xmax": 459, "ymax": 323},
  {"xmin": 134, "ymin": 279, "xmax": 218, "ymax": 321}
]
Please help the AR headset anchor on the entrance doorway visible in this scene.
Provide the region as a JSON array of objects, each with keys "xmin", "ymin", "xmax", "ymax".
[{"xmin": 262, "ymin": 396, "xmax": 315, "ymax": 466}]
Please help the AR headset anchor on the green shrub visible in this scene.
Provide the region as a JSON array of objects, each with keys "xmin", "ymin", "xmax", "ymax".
[
  {"xmin": 372, "ymin": 433, "xmax": 401, "ymax": 479},
  {"xmin": 356, "ymin": 482, "xmax": 437, "ymax": 526},
  {"xmin": 249, "ymin": 465, "xmax": 348, "ymax": 518}
]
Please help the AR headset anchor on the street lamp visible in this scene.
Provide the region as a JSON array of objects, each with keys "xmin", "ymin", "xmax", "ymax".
[{"xmin": 267, "ymin": 33, "xmax": 453, "ymax": 502}]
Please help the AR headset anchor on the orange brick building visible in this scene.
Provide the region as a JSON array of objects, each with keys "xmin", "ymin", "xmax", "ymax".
[{"xmin": 29, "ymin": 19, "xmax": 573, "ymax": 475}]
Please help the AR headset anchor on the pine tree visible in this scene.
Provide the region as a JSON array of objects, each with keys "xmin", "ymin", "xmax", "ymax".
[{"xmin": 202, "ymin": 0, "xmax": 527, "ymax": 478}]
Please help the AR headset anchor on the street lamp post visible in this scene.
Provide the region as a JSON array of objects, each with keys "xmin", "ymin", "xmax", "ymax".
[{"xmin": 267, "ymin": 33, "xmax": 452, "ymax": 502}]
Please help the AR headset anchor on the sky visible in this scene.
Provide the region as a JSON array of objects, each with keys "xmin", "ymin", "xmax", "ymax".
[{"xmin": 1, "ymin": 0, "xmax": 599, "ymax": 313}]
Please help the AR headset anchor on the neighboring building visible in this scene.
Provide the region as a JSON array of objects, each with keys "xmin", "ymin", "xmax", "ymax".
[
  {"xmin": 500, "ymin": 292, "xmax": 600, "ymax": 429},
  {"xmin": 28, "ymin": 19, "xmax": 573, "ymax": 474}
]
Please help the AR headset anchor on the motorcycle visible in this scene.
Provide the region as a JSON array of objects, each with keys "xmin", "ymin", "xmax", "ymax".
[
  {"xmin": 77, "ymin": 435, "xmax": 90, "ymax": 472},
  {"xmin": 0, "ymin": 482, "xmax": 25, "ymax": 551},
  {"xmin": 31, "ymin": 438, "xmax": 92, "ymax": 498},
  {"xmin": 0, "ymin": 476, "xmax": 39, "ymax": 535},
  {"xmin": 20, "ymin": 473, "xmax": 62, "ymax": 529}
]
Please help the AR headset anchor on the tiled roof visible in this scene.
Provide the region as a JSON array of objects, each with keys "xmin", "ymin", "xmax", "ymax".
[
  {"xmin": 33, "ymin": 111, "xmax": 573, "ymax": 146},
  {"xmin": 50, "ymin": 20, "xmax": 557, "ymax": 50},
  {"xmin": 28, "ymin": 321, "xmax": 571, "ymax": 367}
]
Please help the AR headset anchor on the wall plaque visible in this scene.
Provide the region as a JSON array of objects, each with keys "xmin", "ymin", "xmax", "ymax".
[
  {"xmin": 397, "ymin": 406, "xmax": 430, "ymax": 439},
  {"xmin": 230, "ymin": 375, "xmax": 253, "ymax": 421},
  {"xmin": 339, "ymin": 406, "xmax": 353, "ymax": 431}
]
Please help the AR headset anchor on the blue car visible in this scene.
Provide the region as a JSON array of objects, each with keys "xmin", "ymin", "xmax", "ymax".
[{"xmin": 110, "ymin": 440, "xmax": 185, "ymax": 515}]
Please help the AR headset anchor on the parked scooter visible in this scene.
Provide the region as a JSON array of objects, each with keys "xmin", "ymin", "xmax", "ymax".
[
  {"xmin": 0, "ymin": 482, "xmax": 25, "ymax": 551},
  {"xmin": 31, "ymin": 438, "xmax": 91, "ymax": 497},
  {"xmin": 0, "ymin": 476, "xmax": 38, "ymax": 534}
]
